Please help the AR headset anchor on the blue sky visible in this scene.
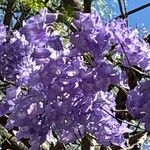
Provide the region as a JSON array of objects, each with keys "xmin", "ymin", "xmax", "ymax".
[
  {"xmin": 114, "ymin": 0, "xmax": 150, "ymax": 31},
  {"xmin": 127, "ymin": 0, "xmax": 150, "ymax": 31}
]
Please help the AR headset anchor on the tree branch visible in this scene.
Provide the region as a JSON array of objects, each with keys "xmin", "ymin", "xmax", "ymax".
[
  {"xmin": 61, "ymin": 0, "xmax": 83, "ymax": 10},
  {"xmin": 122, "ymin": 0, "xmax": 127, "ymax": 19},
  {"xmin": 81, "ymin": 134, "xmax": 91, "ymax": 150},
  {"xmin": 84, "ymin": 0, "xmax": 91, "ymax": 13},
  {"xmin": 14, "ymin": 7, "xmax": 30, "ymax": 29},
  {"xmin": 52, "ymin": 142, "xmax": 66, "ymax": 150},
  {"xmin": 3, "ymin": 0, "xmax": 16, "ymax": 28},
  {"xmin": 0, "ymin": 124, "xmax": 28, "ymax": 150}
]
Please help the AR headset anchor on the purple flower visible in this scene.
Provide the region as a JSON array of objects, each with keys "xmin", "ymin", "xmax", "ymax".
[{"xmin": 126, "ymin": 80, "xmax": 150, "ymax": 130}]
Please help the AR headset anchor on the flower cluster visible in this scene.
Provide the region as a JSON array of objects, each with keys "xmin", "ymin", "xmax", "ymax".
[
  {"xmin": 126, "ymin": 80, "xmax": 150, "ymax": 130},
  {"xmin": 70, "ymin": 12, "xmax": 150, "ymax": 70},
  {"xmin": 106, "ymin": 19, "xmax": 150, "ymax": 69},
  {"xmin": 0, "ymin": 9, "xmax": 149, "ymax": 149},
  {"xmin": 0, "ymin": 29, "xmax": 29, "ymax": 80}
]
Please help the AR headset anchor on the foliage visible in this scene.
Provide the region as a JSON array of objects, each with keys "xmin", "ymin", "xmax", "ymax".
[{"xmin": 19, "ymin": 0, "xmax": 45, "ymax": 12}]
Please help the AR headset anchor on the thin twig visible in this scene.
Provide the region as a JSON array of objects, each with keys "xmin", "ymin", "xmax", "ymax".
[
  {"xmin": 117, "ymin": 38, "xmax": 131, "ymax": 67},
  {"xmin": 122, "ymin": 0, "xmax": 127, "ymax": 18},
  {"xmin": 118, "ymin": 0, "xmax": 125, "ymax": 18},
  {"xmin": 99, "ymin": 105, "xmax": 145, "ymax": 131},
  {"xmin": 116, "ymin": 3, "xmax": 150, "ymax": 19},
  {"xmin": 112, "ymin": 109, "xmax": 128, "ymax": 112},
  {"xmin": 122, "ymin": 65, "xmax": 150, "ymax": 79},
  {"xmin": 116, "ymin": 38, "xmax": 141, "ymax": 86},
  {"xmin": 122, "ymin": 0, "xmax": 128, "ymax": 25}
]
